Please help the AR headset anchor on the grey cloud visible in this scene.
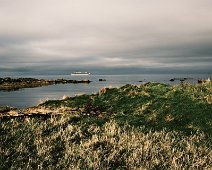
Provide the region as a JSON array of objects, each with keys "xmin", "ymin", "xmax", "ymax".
[{"xmin": 0, "ymin": 0, "xmax": 212, "ymax": 74}]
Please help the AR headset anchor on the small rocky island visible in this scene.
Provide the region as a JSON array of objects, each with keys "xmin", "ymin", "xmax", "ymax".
[{"xmin": 0, "ymin": 77, "xmax": 91, "ymax": 91}]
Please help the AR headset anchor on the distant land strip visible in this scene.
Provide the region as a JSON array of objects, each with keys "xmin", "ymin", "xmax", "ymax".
[{"xmin": 0, "ymin": 77, "xmax": 91, "ymax": 91}]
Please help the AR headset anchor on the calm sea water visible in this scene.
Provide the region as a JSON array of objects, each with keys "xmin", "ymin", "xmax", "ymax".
[{"xmin": 0, "ymin": 74, "xmax": 210, "ymax": 108}]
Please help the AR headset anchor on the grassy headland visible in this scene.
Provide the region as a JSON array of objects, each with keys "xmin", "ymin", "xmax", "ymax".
[{"xmin": 0, "ymin": 82, "xmax": 212, "ymax": 169}]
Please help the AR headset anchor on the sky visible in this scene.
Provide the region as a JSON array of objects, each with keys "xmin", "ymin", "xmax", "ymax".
[{"xmin": 0, "ymin": 0, "xmax": 212, "ymax": 75}]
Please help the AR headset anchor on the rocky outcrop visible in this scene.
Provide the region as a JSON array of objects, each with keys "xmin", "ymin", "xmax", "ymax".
[{"xmin": 99, "ymin": 79, "xmax": 106, "ymax": 81}]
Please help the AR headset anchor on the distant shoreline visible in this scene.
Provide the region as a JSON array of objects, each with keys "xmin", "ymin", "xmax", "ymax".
[
  {"xmin": 0, "ymin": 77, "xmax": 91, "ymax": 91},
  {"xmin": 0, "ymin": 75, "xmax": 211, "ymax": 109},
  {"xmin": 0, "ymin": 75, "xmax": 210, "ymax": 91}
]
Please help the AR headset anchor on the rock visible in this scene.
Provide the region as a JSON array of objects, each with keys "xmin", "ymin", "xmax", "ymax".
[{"xmin": 99, "ymin": 79, "xmax": 106, "ymax": 81}]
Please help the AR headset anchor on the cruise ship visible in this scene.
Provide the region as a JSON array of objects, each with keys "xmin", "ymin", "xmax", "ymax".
[{"xmin": 71, "ymin": 72, "xmax": 91, "ymax": 76}]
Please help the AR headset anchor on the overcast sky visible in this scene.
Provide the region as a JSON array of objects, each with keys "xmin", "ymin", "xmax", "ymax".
[{"xmin": 0, "ymin": 0, "xmax": 212, "ymax": 74}]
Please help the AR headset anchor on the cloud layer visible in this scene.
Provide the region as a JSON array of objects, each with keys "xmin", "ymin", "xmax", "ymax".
[{"xmin": 0, "ymin": 0, "xmax": 212, "ymax": 73}]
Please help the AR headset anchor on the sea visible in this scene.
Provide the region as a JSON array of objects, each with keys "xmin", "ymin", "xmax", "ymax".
[{"xmin": 0, "ymin": 73, "xmax": 210, "ymax": 109}]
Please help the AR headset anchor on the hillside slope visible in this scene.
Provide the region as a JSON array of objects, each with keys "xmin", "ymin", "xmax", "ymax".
[{"xmin": 1, "ymin": 82, "xmax": 212, "ymax": 169}]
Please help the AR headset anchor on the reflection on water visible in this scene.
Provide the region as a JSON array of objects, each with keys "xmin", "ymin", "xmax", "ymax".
[{"xmin": 0, "ymin": 74, "xmax": 209, "ymax": 108}]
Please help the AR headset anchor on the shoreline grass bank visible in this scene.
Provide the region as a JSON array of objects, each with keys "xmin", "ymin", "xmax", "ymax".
[{"xmin": 0, "ymin": 82, "xmax": 212, "ymax": 169}]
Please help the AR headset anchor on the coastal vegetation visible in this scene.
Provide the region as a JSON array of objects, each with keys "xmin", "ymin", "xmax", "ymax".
[{"xmin": 0, "ymin": 82, "xmax": 212, "ymax": 169}]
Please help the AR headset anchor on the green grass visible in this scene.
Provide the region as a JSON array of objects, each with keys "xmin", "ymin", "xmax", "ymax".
[
  {"xmin": 0, "ymin": 82, "xmax": 212, "ymax": 169},
  {"xmin": 40, "ymin": 82, "xmax": 212, "ymax": 137}
]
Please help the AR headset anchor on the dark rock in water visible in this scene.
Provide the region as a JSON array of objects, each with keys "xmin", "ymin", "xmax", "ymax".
[
  {"xmin": 170, "ymin": 77, "xmax": 191, "ymax": 82},
  {"xmin": 180, "ymin": 78, "xmax": 188, "ymax": 81},
  {"xmin": 99, "ymin": 79, "xmax": 106, "ymax": 81},
  {"xmin": 138, "ymin": 80, "xmax": 143, "ymax": 82}
]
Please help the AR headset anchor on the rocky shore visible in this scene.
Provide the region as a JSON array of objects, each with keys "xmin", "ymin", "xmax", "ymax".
[{"xmin": 0, "ymin": 77, "xmax": 91, "ymax": 91}]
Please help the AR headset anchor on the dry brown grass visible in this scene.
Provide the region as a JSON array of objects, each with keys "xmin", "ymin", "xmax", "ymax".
[{"xmin": 1, "ymin": 117, "xmax": 211, "ymax": 169}]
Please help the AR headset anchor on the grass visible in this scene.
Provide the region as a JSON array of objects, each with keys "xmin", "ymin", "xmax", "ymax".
[
  {"xmin": 0, "ymin": 82, "xmax": 212, "ymax": 169},
  {"xmin": 40, "ymin": 82, "xmax": 212, "ymax": 137}
]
